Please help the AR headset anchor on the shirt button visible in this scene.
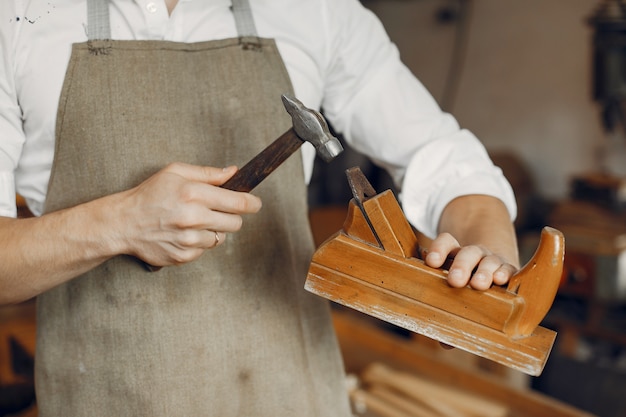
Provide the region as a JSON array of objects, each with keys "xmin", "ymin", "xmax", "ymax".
[{"xmin": 146, "ymin": 2, "xmax": 158, "ymax": 13}]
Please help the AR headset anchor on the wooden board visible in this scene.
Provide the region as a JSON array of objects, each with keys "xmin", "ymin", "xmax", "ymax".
[{"xmin": 334, "ymin": 309, "xmax": 597, "ymax": 417}]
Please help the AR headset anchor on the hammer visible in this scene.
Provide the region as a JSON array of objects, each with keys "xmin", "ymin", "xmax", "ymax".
[
  {"xmin": 144, "ymin": 93, "xmax": 343, "ymax": 271},
  {"xmin": 221, "ymin": 93, "xmax": 343, "ymax": 192}
]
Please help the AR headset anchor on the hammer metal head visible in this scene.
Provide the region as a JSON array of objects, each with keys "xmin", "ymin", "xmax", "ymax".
[{"xmin": 281, "ymin": 94, "xmax": 343, "ymax": 162}]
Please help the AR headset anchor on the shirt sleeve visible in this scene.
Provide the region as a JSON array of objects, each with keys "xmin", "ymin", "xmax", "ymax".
[
  {"xmin": 0, "ymin": 2, "xmax": 25, "ymax": 218},
  {"xmin": 319, "ymin": 0, "xmax": 516, "ymax": 238}
]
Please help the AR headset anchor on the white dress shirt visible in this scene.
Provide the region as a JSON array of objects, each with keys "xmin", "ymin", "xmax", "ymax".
[{"xmin": 0, "ymin": 0, "xmax": 516, "ymax": 237}]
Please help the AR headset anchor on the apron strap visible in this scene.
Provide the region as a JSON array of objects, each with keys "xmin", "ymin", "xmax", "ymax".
[
  {"xmin": 86, "ymin": 0, "xmax": 111, "ymax": 40},
  {"xmin": 231, "ymin": 0, "xmax": 259, "ymax": 37},
  {"xmin": 85, "ymin": 0, "xmax": 258, "ymax": 40}
]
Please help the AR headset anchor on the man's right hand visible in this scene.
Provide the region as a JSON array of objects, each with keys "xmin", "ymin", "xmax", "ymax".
[
  {"xmin": 0, "ymin": 163, "xmax": 261, "ymax": 305},
  {"xmin": 113, "ymin": 162, "xmax": 262, "ymax": 267}
]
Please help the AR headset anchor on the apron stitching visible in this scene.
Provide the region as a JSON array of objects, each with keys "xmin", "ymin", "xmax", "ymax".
[{"xmin": 78, "ymin": 39, "xmax": 273, "ymax": 53}]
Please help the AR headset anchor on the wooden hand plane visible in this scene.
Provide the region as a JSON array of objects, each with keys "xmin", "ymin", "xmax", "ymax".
[{"xmin": 305, "ymin": 167, "xmax": 564, "ymax": 376}]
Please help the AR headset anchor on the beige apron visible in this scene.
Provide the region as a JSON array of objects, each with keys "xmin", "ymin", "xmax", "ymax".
[{"xmin": 35, "ymin": 1, "xmax": 351, "ymax": 416}]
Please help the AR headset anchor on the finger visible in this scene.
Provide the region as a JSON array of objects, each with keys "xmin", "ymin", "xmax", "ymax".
[
  {"xmin": 164, "ymin": 162, "xmax": 239, "ymax": 186},
  {"xmin": 492, "ymin": 263, "xmax": 518, "ymax": 286},
  {"xmin": 470, "ymin": 255, "xmax": 517, "ymax": 290},
  {"xmin": 468, "ymin": 254, "xmax": 500, "ymax": 290},
  {"xmin": 210, "ymin": 187, "xmax": 262, "ymax": 214},
  {"xmin": 446, "ymin": 245, "xmax": 489, "ymax": 288},
  {"xmin": 196, "ymin": 229, "xmax": 224, "ymax": 249},
  {"xmin": 469, "ymin": 256, "xmax": 516, "ymax": 290},
  {"xmin": 174, "ymin": 205, "xmax": 247, "ymax": 234},
  {"xmin": 467, "ymin": 270, "xmax": 493, "ymax": 291},
  {"xmin": 159, "ymin": 164, "xmax": 263, "ymax": 214},
  {"xmin": 211, "ymin": 165, "xmax": 239, "ymax": 186},
  {"xmin": 425, "ymin": 233, "xmax": 460, "ymax": 268},
  {"xmin": 170, "ymin": 228, "xmax": 225, "ymax": 251},
  {"xmin": 177, "ymin": 181, "xmax": 262, "ymax": 216}
]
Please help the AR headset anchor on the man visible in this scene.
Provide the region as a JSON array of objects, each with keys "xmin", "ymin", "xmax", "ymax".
[{"xmin": 0, "ymin": 0, "xmax": 519, "ymax": 415}]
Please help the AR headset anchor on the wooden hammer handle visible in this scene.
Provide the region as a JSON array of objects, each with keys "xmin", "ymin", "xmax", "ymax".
[{"xmin": 221, "ymin": 128, "xmax": 302, "ymax": 192}]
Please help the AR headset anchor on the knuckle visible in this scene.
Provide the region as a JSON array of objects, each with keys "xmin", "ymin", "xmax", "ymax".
[
  {"xmin": 176, "ymin": 230, "xmax": 199, "ymax": 247},
  {"xmin": 431, "ymin": 233, "xmax": 459, "ymax": 252},
  {"xmin": 170, "ymin": 248, "xmax": 201, "ymax": 265},
  {"xmin": 437, "ymin": 232, "xmax": 457, "ymax": 245},
  {"xmin": 178, "ymin": 183, "xmax": 197, "ymax": 203},
  {"xmin": 460, "ymin": 245, "xmax": 488, "ymax": 260},
  {"xmin": 171, "ymin": 212, "xmax": 194, "ymax": 230},
  {"xmin": 164, "ymin": 162, "xmax": 184, "ymax": 173}
]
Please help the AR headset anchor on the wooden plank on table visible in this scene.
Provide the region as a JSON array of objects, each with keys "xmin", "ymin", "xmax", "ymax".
[
  {"xmin": 333, "ymin": 309, "xmax": 598, "ymax": 417},
  {"xmin": 362, "ymin": 363, "xmax": 509, "ymax": 417},
  {"xmin": 366, "ymin": 385, "xmax": 441, "ymax": 417},
  {"xmin": 350, "ymin": 387, "xmax": 416, "ymax": 417}
]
